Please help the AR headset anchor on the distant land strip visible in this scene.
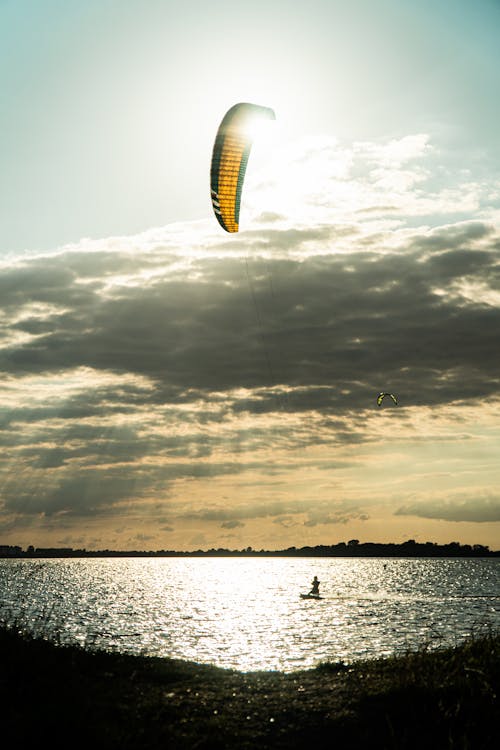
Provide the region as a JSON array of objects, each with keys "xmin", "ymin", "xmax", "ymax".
[{"xmin": 1, "ymin": 540, "xmax": 498, "ymax": 558}]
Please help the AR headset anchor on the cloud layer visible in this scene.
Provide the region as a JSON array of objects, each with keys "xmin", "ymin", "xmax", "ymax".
[{"xmin": 1, "ymin": 134, "xmax": 500, "ymax": 549}]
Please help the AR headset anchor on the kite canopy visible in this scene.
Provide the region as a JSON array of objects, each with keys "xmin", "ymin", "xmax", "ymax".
[
  {"xmin": 210, "ymin": 102, "xmax": 276, "ymax": 232},
  {"xmin": 377, "ymin": 392, "xmax": 398, "ymax": 407}
]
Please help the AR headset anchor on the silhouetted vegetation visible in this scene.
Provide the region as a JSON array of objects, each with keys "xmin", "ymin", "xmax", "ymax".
[
  {"xmin": 1, "ymin": 539, "xmax": 497, "ymax": 558},
  {"xmin": 1, "ymin": 625, "xmax": 498, "ymax": 748}
]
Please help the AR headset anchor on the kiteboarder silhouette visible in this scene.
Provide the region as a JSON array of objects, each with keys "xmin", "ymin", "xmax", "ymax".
[{"xmin": 309, "ymin": 575, "xmax": 320, "ymax": 596}]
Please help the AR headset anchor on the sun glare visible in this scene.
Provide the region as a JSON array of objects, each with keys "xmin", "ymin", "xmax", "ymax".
[{"xmin": 240, "ymin": 112, "xmax": 275, "ymax": 143}]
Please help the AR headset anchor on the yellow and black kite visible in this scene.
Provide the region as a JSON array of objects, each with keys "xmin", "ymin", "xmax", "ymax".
[
  {"xmin": 210, "ymin": 102, "xmax": 275, "ymax": 232},
  {"xmin": 377, "ymin": 392, "xmax": 398, "ymax": 407}
]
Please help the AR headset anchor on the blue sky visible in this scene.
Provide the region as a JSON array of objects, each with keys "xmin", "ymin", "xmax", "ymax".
[
  {"xmin": 2, "ymin": 0, "xmax": 500, "ymax": 254},
  {"xmin": 0, "ymin": 0, "xmax": 500, "ymax": 552}
]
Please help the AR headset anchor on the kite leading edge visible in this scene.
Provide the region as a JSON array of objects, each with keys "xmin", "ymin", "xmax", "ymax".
[{"xmin": 377, "ymin": 392, "xmax": 398, "ymax": 407}]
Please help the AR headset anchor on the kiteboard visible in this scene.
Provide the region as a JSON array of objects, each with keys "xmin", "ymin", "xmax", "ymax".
[{"xmin": 300, "ymin": 593, "xmax": 323, "ymax": 600}]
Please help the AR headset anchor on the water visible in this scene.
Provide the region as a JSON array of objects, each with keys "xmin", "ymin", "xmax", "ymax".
[{"xmin": 0, "ymin": 557, "xmax": 498, "ymax": 673}]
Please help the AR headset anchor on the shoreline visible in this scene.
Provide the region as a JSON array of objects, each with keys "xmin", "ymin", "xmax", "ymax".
[{"xmin": 1, "ymin": 626, "xmax": 498, "ymax": 748}]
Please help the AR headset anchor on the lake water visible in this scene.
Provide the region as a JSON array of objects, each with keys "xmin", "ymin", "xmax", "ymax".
[{"xmin": 0, "ymin": 557, "xmax": 498, "ymax": 673}]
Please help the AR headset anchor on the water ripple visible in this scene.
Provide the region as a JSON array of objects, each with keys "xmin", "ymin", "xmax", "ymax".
[{"xmin": 0, "ymin": 557, "xmax": 498, "ymax": 672}]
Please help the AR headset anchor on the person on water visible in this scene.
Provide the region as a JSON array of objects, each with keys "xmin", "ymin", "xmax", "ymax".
[{"xmin": 309, "ymin": 575, "xmax": 320, "ymax": 596}]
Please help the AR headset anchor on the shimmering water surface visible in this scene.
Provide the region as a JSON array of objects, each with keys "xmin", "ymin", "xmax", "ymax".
[{"xmin": 0, "ymin": 557, "xmax": 498, "ymax": 672}]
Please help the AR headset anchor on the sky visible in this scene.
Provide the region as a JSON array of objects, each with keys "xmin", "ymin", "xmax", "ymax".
[{"xmin": 1, "ymin": 0, "xmax": 500, "ymax": 552}]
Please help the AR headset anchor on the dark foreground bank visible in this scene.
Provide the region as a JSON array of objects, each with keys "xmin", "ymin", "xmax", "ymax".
[{"xmin": 1, "ymin": 627, "xmax": 498, "ymax": 749}]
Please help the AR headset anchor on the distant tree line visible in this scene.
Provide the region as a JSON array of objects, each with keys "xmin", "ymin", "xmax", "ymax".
[{"xmin": 0, "ymin": 540, "xmax": 497, "ymax": 558}]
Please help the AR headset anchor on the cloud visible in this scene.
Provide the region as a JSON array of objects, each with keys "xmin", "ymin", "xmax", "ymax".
[
  {"xmin": 173, "ymin": 498, "xmax": 371, "ymax": 531},
  {"xmin": 303, "ymin": 511, "xmax": 370, "ymax": 527},
  {"xmin": 246, "ymin": 132, "xmax": 494, "ymax": 227},
  {"xmin": 395, "ymin": 493, "xmax": 500, "ymax": 523},
  {"xmin": 272, "ymin": 516, "xmax": 298, "ymax": 528},
  {"xmin": 220, "ymin": 520, "xmax": 245, "ymax": 529},
  {"xmin": 1, "ymin": 133, "xmax": 500, "ymax": 545}
]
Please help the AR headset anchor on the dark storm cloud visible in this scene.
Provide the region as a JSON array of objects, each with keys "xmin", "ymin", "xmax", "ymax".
[
  {"xmin": 1, "ymin": 207, "xmax": 499, "ymax": 525},
  {"xmin": 395, "ymin": 496, "xmax": 500, "ymax": 523},
  {"xmin": 410, "ymin": 221, "xmax": 494, "ymax": 254},
  {"xmin": 1, "ymin": 471, "xmax": 143, "ymax": 517},
  {"xmin": 2, "ymin": 221, "xmax": 499, "ymax": 412},
  {"xmin": 0, "ymin": 458, "xmax": 246, "ymax": 517},
  {"xmin": 243, "ymin": 222, "xmax": 354, "ymax": 251},
  {"xmin": 0, "ymin": 234, "xmax": 497, "ymax": 409}
]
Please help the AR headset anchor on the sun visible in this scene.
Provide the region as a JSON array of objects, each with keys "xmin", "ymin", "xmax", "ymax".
[{"xmin": 239, "ymin": 110, "xmax": 276, "ymax": 143}]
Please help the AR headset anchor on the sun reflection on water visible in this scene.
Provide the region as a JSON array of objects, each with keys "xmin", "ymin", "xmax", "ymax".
[{"xmin": 0, "ymin": 557, "xmax": 498, "ymax": 672}]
